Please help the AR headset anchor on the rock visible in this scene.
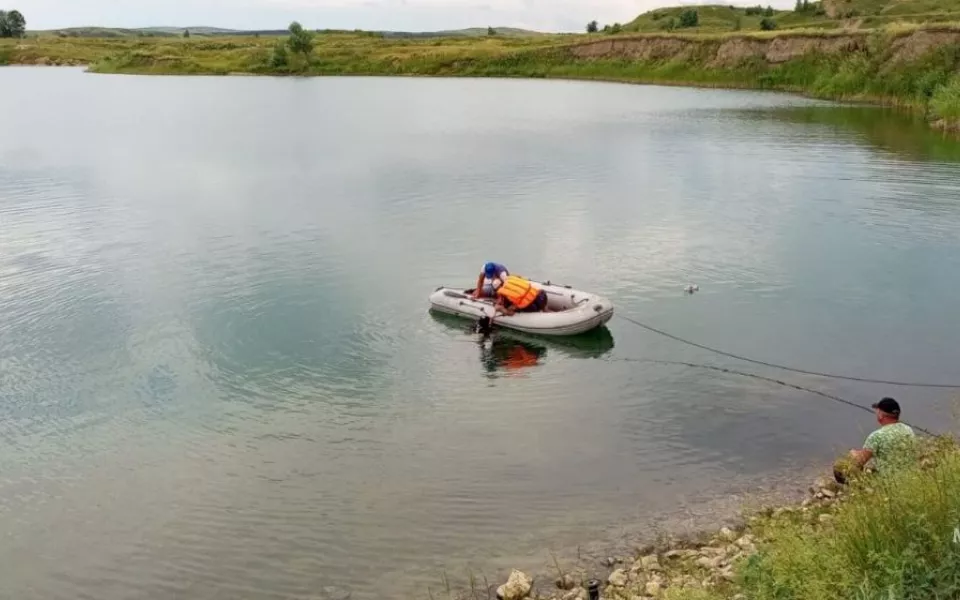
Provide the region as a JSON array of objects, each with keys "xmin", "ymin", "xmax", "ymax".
[
  {"xmin": 497, "ymin": 570, "xmax": 533, "ymax": 600},
  {"xmin": 699, "ymin": 546, "xmax": 724, "ymax": 557},
  {"xmin": 319, "ymin": 586, "xmax": 352, "ymax": 600},
  {"xmin": 819, "ymin": 513, "xmax": 834, "ymax": 524},
  {"xmin": 734, "ymin": 534, "xmax": 755, "ymax": 549},
  {"xmin": 822, "ymin": 489, "xmax": 836, "ymax": 498},
  {"xmin": 640, "ymin": 555, "xmax": 662, "ymax": 572},
  {"xmin": 733, "ymin": 594, "xmax": 746, "ymax": 600},
  {"xmin": 718, "ymin": 526, "xmax": 737, "ymax": 542},
  {"xmin": 801, "ymin": 498, "xmax": 812, "ymax": 508},
  {"xmin": 608, "ymin": 569, "xmax": 628, "ymax": 587},
  {"xmin": 556, "ymin": 574, "xmax": 576, "ymax": 591},
  {"xmin": 561, "ymin": 588, "xmax": 585, "ymax": 600},
  {"xmin": 720, "ymin": 567, "xmax": 736, "ymax": 582},
  {"xmin": 696, "ymin": 556, "xmax": 724, "ymax": 570},
  {"xmin": 663, "ymin": 549, "xmax": 684, "ymax": 559},
  {"xmin": 644, "ymin": 581, "xmax": 662, "ymax": 596},
  {"xmin": 680, "ymin": 549, "xmax": 699, "ymax": 559},
  {"xmin": 604, "ymin": 556, "xmax": 617, "ymax": 567}
]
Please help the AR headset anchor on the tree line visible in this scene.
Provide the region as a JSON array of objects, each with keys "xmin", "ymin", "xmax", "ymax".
[{"xmin": 0, "ymin": 9, "xmax": 26, "ymax": 37}]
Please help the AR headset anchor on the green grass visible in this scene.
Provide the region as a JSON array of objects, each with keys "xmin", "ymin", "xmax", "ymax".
[
  {"xmin": 667, "ymin": 436, "xmax": 960, "ymax": 600},
  {"xmin": 931, "ymin": 74, "xmax": 960, "ymax": 121}
]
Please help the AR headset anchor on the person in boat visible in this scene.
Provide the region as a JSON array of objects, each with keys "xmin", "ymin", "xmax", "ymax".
[
  {"xmin": 473, "ymin": 262, "xmax": 509, "ymax": 299},
  {"xmin": 494, "ymin": 275, "xmax": 549, "ymax": 315}
]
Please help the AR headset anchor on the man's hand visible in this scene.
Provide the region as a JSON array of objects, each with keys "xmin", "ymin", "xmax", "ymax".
[{"xmin": 849, "ymin": 448, "xmax": 873, "ymax": 467}]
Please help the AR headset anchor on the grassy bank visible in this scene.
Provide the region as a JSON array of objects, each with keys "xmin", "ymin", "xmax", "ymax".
[
  {"xmin": 499, "ymin": 435, "xmax": 960, "ymax": 600},
  {"xmin": 2, "ymin": 24, "xmax": 960, "ymax": 130},
  {"xmin": 669, "ymin": 436, "xmax": 960, "ymax": 600}
]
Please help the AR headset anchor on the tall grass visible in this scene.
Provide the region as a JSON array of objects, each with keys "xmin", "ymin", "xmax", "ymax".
[
  {"xmin": 931, "ymin": 75, "xmax": 960, "ymax": 121},
  {"xmin": 672, "ymin": 437, "xmax": 960, "ymax": 600}
]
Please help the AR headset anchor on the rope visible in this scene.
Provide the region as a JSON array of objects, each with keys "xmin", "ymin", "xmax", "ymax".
[
  {"xmin": 617, "ymin": 314, "xmax": 960, "ymax": 389},
  {"xmin": 607, "ymin": 356, "xmax": 936, "ymax": 436}
]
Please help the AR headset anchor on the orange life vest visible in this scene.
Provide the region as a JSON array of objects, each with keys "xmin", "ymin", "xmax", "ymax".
[{"xmin": 496, "ymin": 276, "xmax": 540, "ymax": 309}]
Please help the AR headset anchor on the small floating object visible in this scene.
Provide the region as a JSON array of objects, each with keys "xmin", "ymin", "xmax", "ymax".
[
  {"xmin": 429, "ymin": 281, "xmax": 614, "ymax": 336},
  {"xmin": 684, "ymin": 284, "xmax": 700, "ymax": 294}
]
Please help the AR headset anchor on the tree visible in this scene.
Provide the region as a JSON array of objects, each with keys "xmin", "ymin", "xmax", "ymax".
[
  {"xmin": 610, "ymin": 22, "xmax": 622, "ymax": 34},
  {"xmin": 0, "ymin": 9, "xmax": 21, "ymax": 38},
  {"xmin": 734, "ymin": 16, "xmax": 743, "ymax": 31},
  {"xmin": 7, "ymin": 9, "xmax": 22, "ymax": 38},
  {"xmin": 487, "ymin": 26, "xmax": 496, "ymax": 36},
  {"xmin": 763, "ymin": 5, "xmax": 775, "ymax": 16},
  {"xmin": 586, "ymin": 20, "xmax": 598, "ymax": 33},
  {"xmin": 286, "ymin": 21, "xmax": 314, "ymax": 61},
  {"xmin": 183, "ymin": 28, "xmax": 190, "ymax": 38},
  {"xmin": 795, "ymin": 0, "xmax": 803, "ymax": 11},
  {"xmin": 602, "ymin": 24, "xmax": 612, "ymax": 33},
  {"xmin": 661, "ymin": 17, "xmax": 677, "ymax": 32},
  {"xmin": 802, "ymin": 0, "xmax": 810, "ymax": 10},
  {"xmin": 678, "ymin": 9, "xmax": 699, "ymax": 28},
  {"xmin": 760, "ymin": 17, "xmax": 777, "ymax": 30}
]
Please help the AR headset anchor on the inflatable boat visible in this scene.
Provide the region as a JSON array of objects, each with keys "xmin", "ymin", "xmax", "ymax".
[{"xmin": 428, "ymin": 281, "xmax": 614, "ymax": 336}]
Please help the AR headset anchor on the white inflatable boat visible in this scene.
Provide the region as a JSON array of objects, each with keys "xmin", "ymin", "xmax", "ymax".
[{"xmin": 428, "ymin": 281, "xmax": 614, "ymax": 336}]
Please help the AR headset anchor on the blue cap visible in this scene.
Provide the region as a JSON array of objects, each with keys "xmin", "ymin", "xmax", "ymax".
[{"xmin": 483, "ymin": 262, "xmax": 497, "ymax": 278}]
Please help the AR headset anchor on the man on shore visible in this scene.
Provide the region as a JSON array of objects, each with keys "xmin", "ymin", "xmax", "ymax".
[{"xmin": 842, "ymin": 397, "xmax": 917, "ymax": 480}]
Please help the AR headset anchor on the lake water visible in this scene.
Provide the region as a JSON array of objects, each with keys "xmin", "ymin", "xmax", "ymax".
[{"xmin": 2, "ymin": 68, "xmax": 960, "ymax": 600}]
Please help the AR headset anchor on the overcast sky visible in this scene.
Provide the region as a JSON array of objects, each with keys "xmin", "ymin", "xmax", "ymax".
[{"xmin": 23, "ymin": 0, "xmax": 795, "ymax": 32}]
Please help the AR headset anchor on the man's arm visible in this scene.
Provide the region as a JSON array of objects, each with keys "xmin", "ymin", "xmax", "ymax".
[
  {"xmin": 473, "ymin": 274, "xmax": 485, "ymax": 298},
  {"xmin": 495, "ymin": 296, "xmax": 515, "ymax": 316},
  {"xmin": 849, "ymin": 430, "xmax": 879, "ymax": 467}
]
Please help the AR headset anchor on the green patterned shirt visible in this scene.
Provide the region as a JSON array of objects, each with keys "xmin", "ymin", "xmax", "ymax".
[{"xmin": 864, "ymin": 422, "xmax": 917, "ymax": 474}]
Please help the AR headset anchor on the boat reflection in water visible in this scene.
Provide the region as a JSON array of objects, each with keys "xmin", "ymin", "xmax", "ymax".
[{"xmin": 428, "ymin": 312, "xmax": 615, "ymax": 378}]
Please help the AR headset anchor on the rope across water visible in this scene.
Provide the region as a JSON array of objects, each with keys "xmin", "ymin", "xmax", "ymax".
[{"xmin": 616, "ymin": 314, "xmax": 960, "ymax": 389}]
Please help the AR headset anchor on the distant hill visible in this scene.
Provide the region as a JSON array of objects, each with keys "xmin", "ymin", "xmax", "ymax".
[
  {"xmin": 621, "ymin": 0, "xmax": 960, "ymax": 33},
  {"xmin": 33, "ymin": 25, "xmax": 543, "ymax": 39}
]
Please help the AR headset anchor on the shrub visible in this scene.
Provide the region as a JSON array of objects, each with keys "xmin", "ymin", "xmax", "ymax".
[
  {"xmin": 932, "ymin": 75, "xmax": 960, "ymax": 120},
  {"xmin": 678, "ymin": 9, "xmax": 699, "ymax": 28},
  {"xmin": 760, "ymin": 17, "xmax": 777, "ymax": 30},
  {"xmin": 271, "ymin": 39, "xmax": 288, "ymax": 67}
]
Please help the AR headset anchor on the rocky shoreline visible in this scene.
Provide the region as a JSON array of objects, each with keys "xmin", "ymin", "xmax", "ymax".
[{"xmin": 487, "ymin": 474, "xmax": 847, "ymax": 600}]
